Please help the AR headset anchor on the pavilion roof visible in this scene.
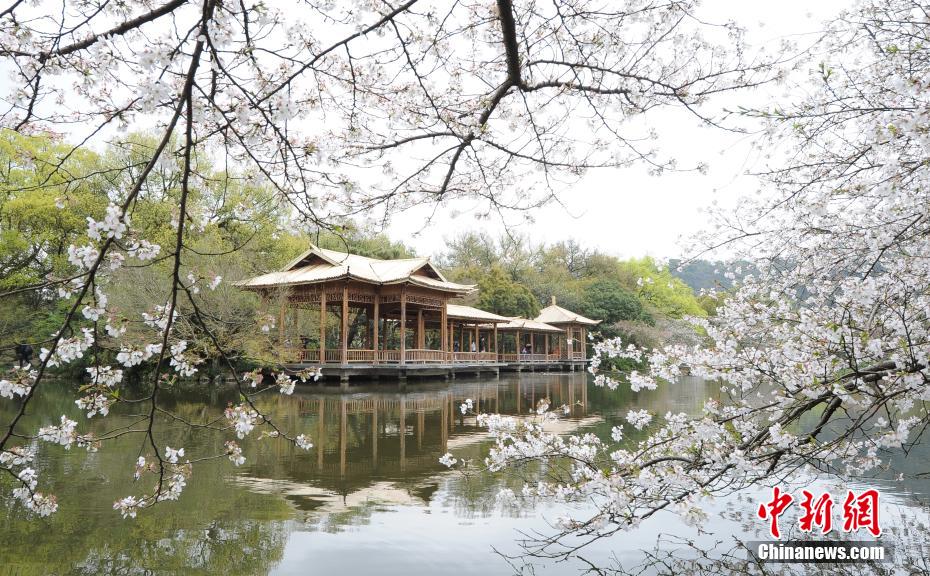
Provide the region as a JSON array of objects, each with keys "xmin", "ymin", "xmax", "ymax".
[
  {"xmin": 238, "ymin": 244, "xmax": 475, "ymax": 294},
  {"xmin": 446, "ymin": 304, "xmax": 510, "ymax": 323},
  {"xmin": 494, "ymin": 317, "xmax": 564, "ymax": 333},
  {"xmin": 534, "ymin": 301, "xmax": 600, "ymax": 326}
]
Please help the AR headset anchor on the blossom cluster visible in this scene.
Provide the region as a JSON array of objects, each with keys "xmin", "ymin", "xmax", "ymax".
[
  {"xmin": 0, "ymin": 366, "xmax": 36, "ymax": 399},
  {"xmin": 225, "ymin": 404, "xmax": 260, "ymax": 439}
]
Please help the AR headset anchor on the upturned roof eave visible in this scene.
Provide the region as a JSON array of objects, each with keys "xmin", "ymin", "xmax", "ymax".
[{"xmin": 236, "ymin": 272, "xmax": 474, "ymax": 294}]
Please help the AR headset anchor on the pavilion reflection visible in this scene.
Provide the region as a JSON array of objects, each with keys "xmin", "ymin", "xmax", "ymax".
[{"xmin": 241, "ymin": 373, "xmax": 590, "ymax": 515}]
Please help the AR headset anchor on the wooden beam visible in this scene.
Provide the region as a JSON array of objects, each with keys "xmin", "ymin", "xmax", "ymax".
[{"xmin": 341, "ymin": 284, "xmax": 348, "ymax": 364}]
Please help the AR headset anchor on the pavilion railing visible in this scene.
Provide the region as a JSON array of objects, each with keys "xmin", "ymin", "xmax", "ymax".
[
  {"xmin": 404, "ymin": 349, "xmax": 447, "ymax": 363},
  {"xmin": 451, "ymin": 352, "xmax": 497, "ymax": 363},
  {"xmin": 497, "ymin": 353, "xmax": 563, "ymax": 363},
  {"xmin": 346, "ymin": 349, "xmax": 377, "ymax": 363},
  {"xmin": 379, "ymin": 350, "xmax": 402, "ymax": 363},
  {"xmin": 282, "ymin": 348, "xmax": 581, "ymax": 364}
]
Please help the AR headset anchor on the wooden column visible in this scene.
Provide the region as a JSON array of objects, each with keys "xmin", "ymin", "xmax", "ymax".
[
  {"xmin": 566, "ymin": 327, "xmax": 572, "ymax": 359},
  {"xmin": 373, "ymin": 296, "xmax": 380, "ymax": 364},
  {"xmin": 473, "ymin": 324, "xmax": 479, "ymax": 352},
  {"xmin": 545, "ymin": 333, "xmax": 549, "ymax": 357},
  {"xmin": 440, "ymin": 301, "xmax": 448, "ymax": 356},
  {"xmin": 319, "ymin": 290, "xmax": 326, "ymax": 364},
  {"xmin": 399, "ymin": 288, "xmax": 407, "ymax": 364},
  {"xmin": 493, "ymin": 324, "xmax": 498, "ymax": 355},
  {"xmin": 417, "ymin": 309, "xmax": 424, "ymax": 349},
  {"xmin": 516, "ymin": 330, "xmax": 522, "ymax": 354},
  {"xmin": 581, "ymin": 327, "xmax": 587, "ymax": 358},
  {"xmin": 341, "ymin": 284, "xmax": 348, "ymax": 364}
]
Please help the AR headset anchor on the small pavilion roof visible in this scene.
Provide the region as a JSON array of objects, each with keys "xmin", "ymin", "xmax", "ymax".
[
  {"xmin": 446, "ymin": 304, "xmax": 510, "ymax": 323},
  {"xmin": 534, "ymin": 298, "xmax": 600, "ymax": 326},
  {"xmin": 494, "ymin": 317, "xmax": 564, "ymax": 333},
  {"xmin": 238, "ymin": 244, "xmax": 475, "ymax": 294}
]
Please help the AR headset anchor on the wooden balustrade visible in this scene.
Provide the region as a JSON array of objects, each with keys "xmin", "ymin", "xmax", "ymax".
[
  {"xmin": 280, "ymin": 347, "xmax": 586, "ymax": 365},
  {"xmin": 379, "ymin": 350, "xmax": 401, "ymax": 363},
  {"xmin": 346, "ymin": 349, "xmax": 377, "ymax": 363},
  {"xmin": 404, "ymin": 349, "xmax": 448, "ymax": 363}
]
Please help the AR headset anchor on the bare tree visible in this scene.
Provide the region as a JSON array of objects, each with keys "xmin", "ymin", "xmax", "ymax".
[{"xmin": 0, "ymin": 0, "xmax": 775, "ymax": 517}]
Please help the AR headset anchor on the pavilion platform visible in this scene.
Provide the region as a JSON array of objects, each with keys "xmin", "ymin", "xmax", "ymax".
[{"xmin": 281, "ymin": 357, "xmax": 588, "ymax": 387}]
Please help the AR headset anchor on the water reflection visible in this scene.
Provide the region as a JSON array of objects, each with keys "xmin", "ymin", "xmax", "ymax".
[
  {"xmin": 1, "ymin": 373, "xmax": 928, "ymax": 575},
  {"xmin": 236, "ymin": 374, "xmax": 592, "ymax": 521}
]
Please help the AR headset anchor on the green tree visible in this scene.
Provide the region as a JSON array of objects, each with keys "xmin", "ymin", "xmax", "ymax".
[
  {"xmin": 312, "ymin": 222, "xmax": 414, "ymax": 260},
  {"xmin": 475, "ymin": 267, "xmax": 540, "ymax": 318},
  {"xmin": 617, "ymin": 257, "xmax": 707, "ymax": 319},
  {"xmin": 0, "ymin": 129, "xmax": 109, "ymax": 290},
  {"xmin": 580, "ymin": 278, "xmax": 651, "ymax": 329}
]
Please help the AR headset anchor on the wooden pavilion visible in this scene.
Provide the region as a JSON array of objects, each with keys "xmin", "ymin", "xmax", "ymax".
[
  {"xmin": 534, "ymin": 297, "xmax": 600, "ymax": 361},
  {"xmin": 493, "ymin": 318, "xmax": 565, "ymax": 363},
  {"xmin": 239, "ymin": 245, "xmax": 513, "ymax": 365},
  {"xmin": 238, "ymin": 246, "xmax": 598, "ymax": 380}
]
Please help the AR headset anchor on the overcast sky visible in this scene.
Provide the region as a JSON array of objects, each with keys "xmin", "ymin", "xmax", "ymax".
[
  {"xmin": 388, "ymin": 0, "xmax": 846, "ymax": 261},
  {"xmin": 0, "ymin": 0, "xmax": 846, "ymax": 263}
]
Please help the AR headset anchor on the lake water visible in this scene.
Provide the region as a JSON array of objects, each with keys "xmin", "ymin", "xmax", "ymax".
[{"xmin": 1, "ymin": 373, "xmax": 928, "ymax": 575}]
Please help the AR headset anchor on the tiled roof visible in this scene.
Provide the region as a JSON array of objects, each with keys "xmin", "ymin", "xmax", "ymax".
[
  {"xmin": 534, "ymin": 303, "xmax": 600, "ymax": 326},
  {"xmin": 494, "ymin": 318, "xmax": 564, "ymax": 333},
  {"xmin": 446, "ymin": 304, "xmax": 511, "ymax": 323},
  {"xmin": 238, "ymin": 244, "xmax": 475, "ymax": 294}
]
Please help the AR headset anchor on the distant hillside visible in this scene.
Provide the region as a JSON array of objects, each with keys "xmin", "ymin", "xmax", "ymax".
[{"xmin": 668, "ymin": 259, "xmax": 755, "ymax": 294}]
